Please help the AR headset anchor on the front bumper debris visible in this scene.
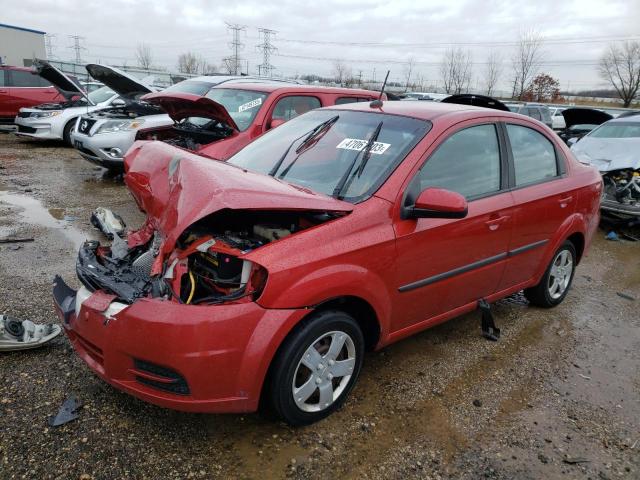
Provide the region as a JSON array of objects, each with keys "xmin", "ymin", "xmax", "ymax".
[{"xmin": 0, "ymin": 313, "xmax": 62, "ymax": 351}]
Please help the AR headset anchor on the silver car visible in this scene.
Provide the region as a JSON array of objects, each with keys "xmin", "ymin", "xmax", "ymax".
[{"xmin": 571, "ymin": 115, "xmax": 640, "ymax": 218}]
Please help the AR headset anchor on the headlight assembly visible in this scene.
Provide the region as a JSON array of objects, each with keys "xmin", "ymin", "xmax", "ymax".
[
  {"xmin": 29, "ymin": 111, "xmax": 62, "ymax": 119},
  {"xmin": 95, "ymin": 119, "xmax": 145, "ymax": 134}
]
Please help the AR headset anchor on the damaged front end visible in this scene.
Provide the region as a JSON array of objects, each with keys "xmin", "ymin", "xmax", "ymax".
[{"xmin": 601, "ymin": 169, "xmax": 640, "ymax": 218}]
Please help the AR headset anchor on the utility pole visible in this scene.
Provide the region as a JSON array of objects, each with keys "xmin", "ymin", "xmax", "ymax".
[
  {"xmin": 256, "ymin": 28, "xmax": 277, "ymax": 77},
  {"xmin": 68, "ymin": 35, "xmax": 86, "ymax": 64},
  {"xmin": 225, "ymin": 23, "xmax": 246, "ymax": 75},
  {"xmin": 45, "ymin": 34, "xmax": 56, "ymax": 59}
]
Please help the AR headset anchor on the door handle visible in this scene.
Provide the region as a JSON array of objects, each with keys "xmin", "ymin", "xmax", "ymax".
[
  {"xmin": 485, "ymin": 215, "xmax": 510, "ymax": 231},
  {"xmin": 558, "ymin": 196, "xmax": 573, "ymax": 208}
]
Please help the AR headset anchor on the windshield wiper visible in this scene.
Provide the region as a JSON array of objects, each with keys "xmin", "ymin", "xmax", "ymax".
[
  {"xmin": 332, "ymin": 121, "xmax": 383, "ymax": 199},
  {"xmin": 268, "ymin": 115, "xmax": 339, "ymax": 177},
  {"xmin": 295, "ymin": 115, "xmax": 339, "ymax": 154}
]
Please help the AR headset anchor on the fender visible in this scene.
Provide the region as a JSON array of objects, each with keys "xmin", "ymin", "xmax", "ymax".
[{"xmin": 532, "ymin": 212, "xmax": 587, "ymax": 283}]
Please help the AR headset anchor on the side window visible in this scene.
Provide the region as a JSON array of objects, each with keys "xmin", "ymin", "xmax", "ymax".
[
  {"xmin": 271, "ymin": 96, "xmax": 321, "ymax": 121},
  {"xmin": 418, "ymin": 124, "xmax": 501, "ymax": 199},
  {"xmin": 0, "ymin": 70, "xmax": 4, "ymax": 87},
  {"xmin": 9, "ymin": 70, "xmax": 46, "ymax": 88},
  {"xmin": 527, "ymin": 108, "xmax": 541, "ymax": 121},
  {"xmin": 335, "ymin": 97, "xmax": 371, "ymax": 105},
  {"xmin": 506, "ymin": 124, "xmax": 558, "ymax": 186}
]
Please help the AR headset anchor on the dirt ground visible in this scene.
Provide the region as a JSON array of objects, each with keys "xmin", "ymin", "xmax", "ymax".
[{"xmin": 0, "ymin": 132, "xmax": 638, "ymax": 480}]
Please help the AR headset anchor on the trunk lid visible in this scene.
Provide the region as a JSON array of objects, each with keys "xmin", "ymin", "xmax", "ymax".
[
  {"xmin": 140, "ymin": 91, "xmax": 239, "ymax": 130},
  {"xmin": 31, "ymin": 60, "xmax": 89, "ymax": 103},
  {"xmin": 85, "ymin": 64, "xmax": 155, "ymax": 98},
  {"xmin": 124, "ymin": 141, "xmax": 353, "ymax": 252}
]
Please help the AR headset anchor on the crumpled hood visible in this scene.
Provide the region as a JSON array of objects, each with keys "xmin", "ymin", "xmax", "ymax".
[
  {"xmin": 562, "ymin": 108, "xmax": 612, "ymax": 129},
  {"xmin": 571, "ymin": 137, "xmax": 640, "ymax": 172},
  {"xmin": 124, "ymin": 141, "xmax": 353, "ymax": 253},
  {"xmin": 31, "ymin": 59, "xmax": 88, "ymax": 102},
  {"xmin": 86, "ymin": 64, "xmax": 155, "ymax": 98},
  {"xmin": 140, "ymin": 92, "xmax": 239, "ymax": 130}
]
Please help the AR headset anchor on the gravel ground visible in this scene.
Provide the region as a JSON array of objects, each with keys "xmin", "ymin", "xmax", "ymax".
[{"xmin": 0, "ymin": 133, "xmax": 638, "ymax": 480}]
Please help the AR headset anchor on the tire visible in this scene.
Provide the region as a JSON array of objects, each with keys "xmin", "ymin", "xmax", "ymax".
[
  {"xmin": 266, "ymin": 310, "xmax": 364, "ymax": 426},
  {"xmin": 524, "ymin": 240, "xmax": 576, "ymax": 308},
  {"xmin": 63, "ymin": 119, "xmax": 76, "ymax": 146}
]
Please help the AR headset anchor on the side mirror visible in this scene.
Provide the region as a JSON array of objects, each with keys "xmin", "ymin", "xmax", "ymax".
[
  {"xmin": 269, "ymin": 118, "xmax": 286, "ymax": 129},
  {"xmin": 111, "ymin": 98, "xmax": 126, "ymax": 107},
  {"xmin": 409, "ymin": 187, "xmax": 468, "ymax": 219}
]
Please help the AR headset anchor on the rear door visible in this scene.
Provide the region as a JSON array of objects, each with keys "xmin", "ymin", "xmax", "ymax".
[
  {"xmin": 498, "ymin": 121, "xmax": 575, "ymax": 289},
  {"xmin": 6, "ymin": 69, "xmax": 60, "ymax": 117},
  {"xmin": 392, "ymin": 121, "xmax": 515, "ymax": 332}
]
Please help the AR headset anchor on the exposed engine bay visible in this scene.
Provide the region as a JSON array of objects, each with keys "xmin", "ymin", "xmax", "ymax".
[
  {"xmin": 33, "ymin": 99, "xmax": 86, "ymax": 110},
  {"xmin": 136, "ymin": 118, "xmax": 234, "ymax": 151},
  {"xmin": 76, "ymin": 209, "xmax": 337, "ymax": 305},
  {"xmin": 85, "ymin": 101, "xmax": 162, "ymax": 120},
  {"xmin": 602, "ymin": 169, "xmax": 640, "ymax": 217}
]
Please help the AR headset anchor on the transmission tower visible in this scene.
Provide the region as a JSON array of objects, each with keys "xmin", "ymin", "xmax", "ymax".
[
  {"xmin": 44, "ymin": 34, "xmax": 56, "ymax": 59},
  {"xmin": 68, "ymin": 35, "xmax": 86, "ymax": 64},
  {"xmin": 256, "ymin": 28, "xmax": 277, "ymax": 77},
  {"xmin": 225, "ymin": 23, "xmax": 246, "ymax": 75}
]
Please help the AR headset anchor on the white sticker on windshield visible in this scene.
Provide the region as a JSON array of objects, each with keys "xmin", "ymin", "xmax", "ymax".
[
  {"xmin": 336, "ymin": 138, "xmax": 390, "ymax": 155},
  {"xmin": 238, "ymin": 98, "xmax": 262, "ymax": 112}
]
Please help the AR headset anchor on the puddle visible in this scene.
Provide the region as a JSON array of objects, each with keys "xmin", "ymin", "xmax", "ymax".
[{"xmin": 0, "ymin": 191, "xmax": 89, "ymax": 249}]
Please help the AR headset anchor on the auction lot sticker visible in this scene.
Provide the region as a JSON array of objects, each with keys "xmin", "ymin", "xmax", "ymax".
[
  {"xmin": 238, "ymin": 98, "xmax": 263, "ymax": 112},
  {"xmin": 336, "ymin": 138, "xmax": 390, "ymax": 155}
]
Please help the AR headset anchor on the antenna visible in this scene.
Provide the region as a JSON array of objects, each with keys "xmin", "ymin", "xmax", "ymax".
[
  {"xmin": 370, "ymin": 70, "xmax": 390, "ymax": 108},
  {"xmin": 256, "ymin": 27, "xmax": 277, "ymax": 77},
  {"xmin": 68, "ymin": 35, "xmax": 86, "ymax": 64},
  {"xmin": 224, "ymin": 22, "xmax": 246, "ymax": 75}
]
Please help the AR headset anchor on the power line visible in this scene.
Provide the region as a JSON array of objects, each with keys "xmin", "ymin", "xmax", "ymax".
[
  {"xmin": 224, "ymin": 23, "xmax": 246, "ymax": 75},
  {"xmin": 44, "ymin": 34, "xmax": 56, "ymax": 59},
  {"xmin": 68, "ymin": 35, "xmax": 87, "ymax": 63},
  {"xmin": 256, "ymin": 28, "xmax": 277, "ymax": 77}
]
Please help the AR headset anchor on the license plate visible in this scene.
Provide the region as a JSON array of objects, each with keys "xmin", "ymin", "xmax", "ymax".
[{"xmin": 74, "ymin": 140, "xmax": 83, "ymax": 149}]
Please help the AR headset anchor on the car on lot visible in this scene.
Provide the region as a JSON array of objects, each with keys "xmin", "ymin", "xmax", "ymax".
[
  {"xmin": 505, "ymin": 102, "xmax": 553, "ymax": 129},
  {"xmin": 71, "ymin": 74, "xmax": 298, "ymax": 170},
  {"xmin": 14, "ymin": 60, "xmax": 120, "ymax": 145},
  {"xmin": 402, "ymin": 92, "xmax": 435, "ymax": 101},
  {"xmin": 0, "ymin": 65, "xmax": 68, "ymax": 124},
  {"xmin": 570, "ymin": 114, "xmax": 640, "ymax": 218},
  {"xmin": 137, "ymin": 83, "xmax": 383, "ymax": 161},
  {"xmin": 557, "ymin": 108, "xmax": 613, "ymax": 146},
  {"xmin": 53, "ymin": 100, "xmax": 601, "ymax": 425}
]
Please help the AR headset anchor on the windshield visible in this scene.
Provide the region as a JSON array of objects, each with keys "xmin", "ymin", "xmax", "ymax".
[
  {"xmin": 205, "ymin": 88, "xmax": 268, "ymax": 131},
  {"xmin": 589, "ymin": 122, "xmax": 640, "ymax": 138},
  {"xmin": 228, "ymin": 110, "xmax": 431, "ymax": 203},
  {"xmin": 164, "ymin": 80, "xmax": 214, "ymax": 96},
  {"xmin": 88, "ymin": 86, "xmax": 116, "ymax": 104}
]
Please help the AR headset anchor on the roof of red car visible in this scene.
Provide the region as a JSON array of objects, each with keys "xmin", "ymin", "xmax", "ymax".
[
  {"xmin": 211, "ymin": 81, "xmax": 381, "ymax": 97},
  {"xmin": 325, "ymin": 98, "xmax": 518, "ymax": 122}
]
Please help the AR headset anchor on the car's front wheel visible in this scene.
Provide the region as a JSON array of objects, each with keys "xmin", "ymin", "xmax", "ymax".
[
  {"xmin": 267, "ymin": 310, "xmax": 364, "ymax": 426},
  {"xmin": 524, "ymin": 240, "xmax": 576, "ymax": 307}
]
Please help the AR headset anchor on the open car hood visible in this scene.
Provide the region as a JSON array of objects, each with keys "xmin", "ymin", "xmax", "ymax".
[
  {"xmin": 140, "ymin": 92, "xmax": 239, "ymax": 130},
  {"xmin": 124, "ymin": 141, "xmax": 353, "ymax": 253},
  {"xmin": 562, "ymin": 108, "xmax": 612, "ymax": 129},
  {"xmin": 441, "ymin": 94, "xmax": 510, "ymax": 112},
  {"xmin": 85, "ymin": 64, "xmax": 155, "ymax": 98},
  {"xmin": 31, "ymin": 60, "xmax": 89, "ymax": 103}
]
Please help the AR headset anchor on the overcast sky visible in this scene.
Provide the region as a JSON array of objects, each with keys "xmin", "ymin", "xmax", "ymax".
[{"xmin": 3, "ymin": 0, "xmax": 639, "ymax": 93}]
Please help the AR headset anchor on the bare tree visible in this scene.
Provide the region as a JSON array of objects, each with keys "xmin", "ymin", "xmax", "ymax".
[
  {"xmin": 404, "ymin": 57, "xmax": 416, "ymax": 92},
  {"xmin": 484, "ymin": 51, "xmax": 502, "ymax": 96},
  {"xmin": 332, "ymin": 60, "xmax": 351, "ymax": 86},
  {"xmin": 440, "ymin": 47, "xmax": 473, "ymax": 95},
  {"xmin": 178, "ymin": 52, "xmax": 217, "ymax": 75},
  {"xmin": 599, "ymin": 41, "xmax": 640, "ymax": 108},
  {"xmin": 135, "ymin": 43, "xmax": 154, "ymax": 70},
  {"xmin": 511, "ymin": 29, "xmax": 544, "ymax": 99}
]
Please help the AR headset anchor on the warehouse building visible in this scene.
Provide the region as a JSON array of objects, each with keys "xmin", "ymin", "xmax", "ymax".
[{"xmin": 0, "ymin": 23, "xmax": 46, "ymax": 66}]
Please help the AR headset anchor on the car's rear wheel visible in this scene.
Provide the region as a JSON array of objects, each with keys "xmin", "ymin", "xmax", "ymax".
[
  {"xmin": 524, "ymin": 240, "xmax": 576, "ymax": 308},
  {"xmin": 267, "ymin": 310, "xmax": 364, "ymax": 426},
  {"xmin": 63, "ymin": 119, "xmax": 76, "ymax": 146}
]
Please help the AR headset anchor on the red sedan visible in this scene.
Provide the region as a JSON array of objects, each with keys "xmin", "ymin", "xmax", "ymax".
[{"xmin": 53, "ymin": 100, "xmax": 602, "ymax": 425}]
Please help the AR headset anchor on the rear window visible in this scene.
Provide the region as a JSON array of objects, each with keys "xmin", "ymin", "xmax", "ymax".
[
  {"xmin": 335, "ymin": 97, "xmax": 373, "ymax": 105},
  {"xmin": 164, "ymin": 80, "xmax": 213, "ymax": 96},
  {"xmin": 589, "ymin": 122, "xmax": 640, "ymax": 138},
  {"xmin": 9, "ymin": 70, "xmax": 50, "ymax": 88},
  {"xmin": 507, "ymin": 124, "xmax": 558, "ymax": 186}
]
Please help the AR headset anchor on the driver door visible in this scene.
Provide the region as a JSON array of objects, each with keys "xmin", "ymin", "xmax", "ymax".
[{"xmin": 392, "ymin": 122, "xmax": 515, "ymax": 332}]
